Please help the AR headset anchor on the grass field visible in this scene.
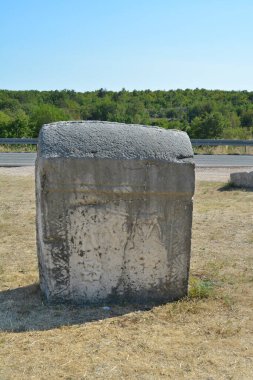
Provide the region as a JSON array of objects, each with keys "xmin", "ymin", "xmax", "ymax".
[
  {"xmin": 0, "ymin": 172, "xmax": 253, "ymax": 379},
  {"xmin": 0, "ymin": 144, "xmax": 253, "ymax": 155}
]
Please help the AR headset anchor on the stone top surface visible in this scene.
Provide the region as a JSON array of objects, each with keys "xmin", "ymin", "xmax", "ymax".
[{"xmin": 38, "ymin": 121, "xmax": 194, "ymax": 162}]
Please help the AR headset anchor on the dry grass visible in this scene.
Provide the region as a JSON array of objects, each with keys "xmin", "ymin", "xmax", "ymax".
[
  {"xmin": 0, "ymin": 172, "xmax": 253, "ymax": 379},
  {"xmin": 0, "ymin": 145, "xmax": 37, "ymax": 153},
  {"xmin": 1, "ymin": 144, "xmax": 253, "ymax": 155},
  {"xmin": 194, "ymin": 145, "xmax": 253, "ymax": 155}
]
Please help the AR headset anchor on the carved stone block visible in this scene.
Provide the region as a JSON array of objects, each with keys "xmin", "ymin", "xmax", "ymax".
[{"xmin": 36, "ymin": 121, "xmax": 195, "ymax": 304}]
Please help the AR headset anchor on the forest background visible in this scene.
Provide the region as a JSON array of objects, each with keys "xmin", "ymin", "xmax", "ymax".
[{"xmin": 1, "ymin": 88, "xmax": 253, "ymax": 140}]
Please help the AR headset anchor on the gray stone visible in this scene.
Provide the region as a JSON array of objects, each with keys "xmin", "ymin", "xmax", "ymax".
[
  {"xmin": 230, "ymin": 171, "xmax": 253, "ymax": 188},
  {"xmin": 36, "ymin": 121, "xmax": 195, "ymax": 304}
]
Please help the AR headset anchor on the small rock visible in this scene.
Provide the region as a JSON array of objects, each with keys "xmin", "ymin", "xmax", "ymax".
[{"xmin": 102, "ymin": 306, "xmax": 111, "ymax": 311}]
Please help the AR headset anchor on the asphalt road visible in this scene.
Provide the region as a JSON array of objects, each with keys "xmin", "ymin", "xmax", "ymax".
[{"xmin": 0, "ymin": 152, "xmax": 253, "ymax": 167}]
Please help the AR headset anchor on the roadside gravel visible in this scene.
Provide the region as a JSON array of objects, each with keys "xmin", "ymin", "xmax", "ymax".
[{"xmin": 195, "ymin": 166, "xmax": 253, "ymax": 182}]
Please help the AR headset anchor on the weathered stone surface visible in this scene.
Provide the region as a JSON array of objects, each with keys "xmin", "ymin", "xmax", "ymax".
[
  {"xmin": 230, "ymin": 171, "xmax": 253, "ymax": 188},
  {"xmin": 36, "ymin": 121, "xmax": 195, "ymax": 304}
]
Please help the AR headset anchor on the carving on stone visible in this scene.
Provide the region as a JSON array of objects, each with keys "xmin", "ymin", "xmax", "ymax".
[{"xmin": 67, "ymin": 205, "xmax": 128, "ymax": 299}]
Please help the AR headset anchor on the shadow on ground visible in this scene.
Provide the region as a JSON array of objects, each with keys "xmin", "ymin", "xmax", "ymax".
[
  {"xmin": 218, "ymin": 183, "xmax": 253, "ymax": 192},
  {"xmin": 0, "ymin": 284, "xmax": 153, "ymax": 333}
]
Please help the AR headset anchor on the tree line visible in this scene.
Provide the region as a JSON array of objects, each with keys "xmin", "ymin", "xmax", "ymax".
[{"xmin": 0, "ymin": 88, "xmax": 253, "ymax": 139}]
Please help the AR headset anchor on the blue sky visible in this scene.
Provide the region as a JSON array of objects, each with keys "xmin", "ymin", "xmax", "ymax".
[{"xmin": 1, "ymin": 0, "xmax": 253, "ymax": 91}]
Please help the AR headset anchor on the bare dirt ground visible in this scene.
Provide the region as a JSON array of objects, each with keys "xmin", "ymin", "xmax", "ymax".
[
  {"xmin": 0, "ymin": 169, "xmax": 253, "ymax": 379},
  {"xmin": 0, "ymin": 166, "xmax": 35, "ymax": 177}
]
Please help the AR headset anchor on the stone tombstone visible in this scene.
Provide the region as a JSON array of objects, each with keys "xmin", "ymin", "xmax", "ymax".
[{"xmin": 36, "ymin": 121, "xmax": 195, "ymax": 304}]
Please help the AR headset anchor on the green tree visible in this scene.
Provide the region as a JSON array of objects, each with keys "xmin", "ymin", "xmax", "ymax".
[
  {"xmin": 190, "ymin": 112, "xmax": 225, "ymax": 138},
  {"xmin": 30, "ymin": 104, "xmax": 70, "ymax": 136},
  {"xmin": 7, "ymin": 110, "xmax": 30, "ymax": 137},
  {"xmin": 125, "ymin": 99, "xmax": 150, "ymax": 124},
  {"xmin": 241, "ymin": 109, "xmax": 253, "ymax": 127},
  {"xmin": 0, "ymin": 111, "xmax": 12, "ymax": 137}
]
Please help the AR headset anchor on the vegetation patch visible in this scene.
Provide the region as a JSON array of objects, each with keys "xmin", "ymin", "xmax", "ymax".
[
  {"xmin": 0, "ymin": 89, "xmax": 253, "ymax": 140},
  {"xmin": 0, "ymin": 144, "xmax": 37, "ymax": 152},
  {"xmin": 188, "ymin": 276, "xmax": 215, "ymax": 299}
]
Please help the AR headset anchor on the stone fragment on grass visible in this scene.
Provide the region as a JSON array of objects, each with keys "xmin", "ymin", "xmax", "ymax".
[
  {"xmin": 36, "ymin": 121, "xmax": 195, "ymax": 304},
  {"xmin": 230, "ymin": 171, "xmax": 253, "ymax": 188}
]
